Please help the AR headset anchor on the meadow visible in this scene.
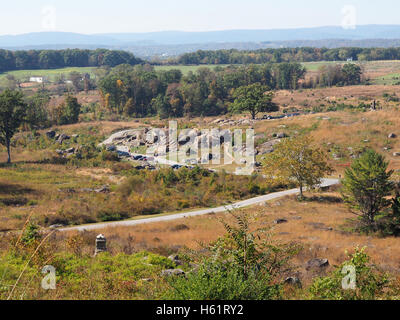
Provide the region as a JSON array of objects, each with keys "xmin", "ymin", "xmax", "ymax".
[
  {"xmin": 154, "ymin": 64, "xmax": 230, "ymax": 74},
  {"xmin": 0, "ymin": 67, "xmax": 97, "ymax": 83}
]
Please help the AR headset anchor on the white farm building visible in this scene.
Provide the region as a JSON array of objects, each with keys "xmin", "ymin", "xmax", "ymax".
[{"xmin": 29, "ymin": 76, "xmax": 47, "ymax": 83}]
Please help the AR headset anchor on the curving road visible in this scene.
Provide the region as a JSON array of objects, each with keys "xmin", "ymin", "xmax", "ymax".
[{"xmin": 59, "ymin": 178, "xmax": 339, "ymax": 232}]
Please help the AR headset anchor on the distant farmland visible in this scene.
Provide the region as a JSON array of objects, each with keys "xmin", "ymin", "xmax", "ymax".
[
  {"xmin": 1, "ymin": 60, "xmax": 400, "ymax": 86},
  {"xmin": 154, "ymin": 64, "xmax": 229, "ymax": 75},
  {"xmin": 0, "ymin": 67, "xmax": 97, "ymax": 83}
]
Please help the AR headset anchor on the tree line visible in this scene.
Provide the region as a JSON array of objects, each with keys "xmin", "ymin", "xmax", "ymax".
[
  {"xmin": 174, "ymin": 47, "xmax": 400, "ymax": 65},
  {"xmin": 0, "ymin": 49, "xmax": 143, "ymax": 73},
  {"xmin": 306, "ymin": 63, "xmax": 363, "ymax": 88},
  {"xmin": 98, "ymin": 63, "xmax": 305, "ymax": 119}
]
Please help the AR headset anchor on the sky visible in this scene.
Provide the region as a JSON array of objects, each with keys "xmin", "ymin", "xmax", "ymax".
[{"xmin": 1, "ymin": 0, "xmax": 400, "ymax": 35}]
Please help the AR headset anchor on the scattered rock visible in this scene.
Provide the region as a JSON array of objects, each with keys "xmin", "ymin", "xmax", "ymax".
[
  {"xmin": 306, "ymin": 258, "xmax": 330, "ymax": 270},
  {"xmin": 58, "ymin": 188, "xmax": 76, "ymax": 194},
  {"xmin": 285, "ymin": 277, "xmax": 302, "ymax": 288},
  {"xmin": 48, "ymin": 224, "xmax": 65, "ymax": 229},
  {"xmin": 46, "ymin": 130, "xmax": 56, "ymax": 139},
  {"xmin": 95, "ymin": 186, "xmax": 110, "ymax": 194},
  {"xmin": 393, "ymin": 152, "xmax": 400, "ymax": 157},
  {"xmin": 307, "ymin": 222, "xmax": 333, "ymax": 231},
  {"xmin": 168, "ymin": 255, "xmax": 184, "ymax": 266},
  {"xmin": 276, "ymin": 132, "xmax": 287, "ymax": 139},
  {"xmin": 57, "ymin": 133, "xmax": 70, "ymax": 144},
  {"xmin": 170, "ymin": 224, "xmax": 190, "ymax": 232},
  {"xmin": 388, "ymin": 133, "xmax": 397, "ymax": 139},
  {"xmin": 161, "ymin": 269, "xmax": 185, "ymax": 277},
  {"xmin": 274, "ymin": 219, "xmax": 288, "ymax": 224}
]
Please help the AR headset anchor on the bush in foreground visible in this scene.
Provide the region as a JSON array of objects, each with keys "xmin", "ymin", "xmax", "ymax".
[{"xmin": 164, "ymin": 212, "xmax": 301, "ymax": 300}]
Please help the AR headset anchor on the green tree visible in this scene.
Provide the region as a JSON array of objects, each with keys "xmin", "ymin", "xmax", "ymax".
[
  {"xmin": 25, "ymin": 90, "xmax": 50, "ymax": 129},
  {"xmin": 68, "ymin": 71, "xmax": 83, "ymax": 92},
  {"xmin": 123, "ymin": 97, "xmax": 136, "ymax": 117},
  {"xmin": 341, "ymin": 149, "xmax": 394, "ymax": 229},
  {"xmin": 230, "ymin": 83, "xmax": 278, "ymax": 119},
  {"xmin": 263, "ymin": 136, "xmax": 333, "ymax": 199},
  {"xmin": 274, "ymin": 62, "xmax": 306, "ymax": 89},
  {"xmin": 0, "ymin": 89, "xmax": 27, "ymax": 163},
  {"xmin": 341, "ymin": 63, "xmax": 362, "ymax": 85},
  {"xmin": 56, "ymin": 95, "xmax": 82, "ymax": 125}
]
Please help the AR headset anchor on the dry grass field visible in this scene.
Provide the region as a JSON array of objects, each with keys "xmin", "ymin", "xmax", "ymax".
[{"xmin": 68, "ymin": 188, "xmax": 400, "ymax": 286}]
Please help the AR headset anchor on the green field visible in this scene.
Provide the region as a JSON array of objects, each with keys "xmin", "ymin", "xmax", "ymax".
[
  {"xmin": 1, "ymin": 61, "xmax": 399, "ymax": 85},
  {"xmin": 301, "ymin": 61, "xmax": 344, "ymax": 72},
  {"xmin": 0, "ymin": 67, "xmax": 97, "ymax": 82},
  {"xmin": 371, "ymin": 72, "xmax": 400, "ymax": 85},
  {"xmin": 156, "ymin": 62, "xmax": 346, "ymax": 74},
  {"xmin": 154, "ymin": 64, "xmax": 230, "ymax": 75}
]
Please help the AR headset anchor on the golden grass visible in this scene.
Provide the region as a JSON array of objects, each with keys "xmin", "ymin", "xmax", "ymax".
[{"xmin": 82, "ymin": 191, "xmax": 400, "ymax": 285}]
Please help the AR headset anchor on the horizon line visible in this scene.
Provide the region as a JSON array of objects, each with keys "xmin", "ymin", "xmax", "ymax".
[{"xmin": 1, "ymin": 23, "xmax": 400, "ymax": 37}]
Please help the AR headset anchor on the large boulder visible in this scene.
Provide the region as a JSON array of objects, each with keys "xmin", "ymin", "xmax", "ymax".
[
  {"xmin": 257, "ymin": 139, "xmax": 281, "ymax": 155},
  {"xmin": 306, "ymin": 258, "xmax": 329, "ymax": 271},
  {"xmin": 99, "ymin": 129, "xmax": 143, "ymax": 147},
  {"xmin": 46, "ymin": 130, "xmax": 56, "ymax": 139},
  {"xmin": 57, "ymin": 133, "xmax": 70, "ymax": 144},
  {"xmin": 274, "ymin": 219, "xmax": 288, "ymax": 224},
  {"xmin": 168, "ymin": 255, "xmax": 184, "ymax": 266},
  {"xmin": 276, "ymin": 132, "xmax": 287, "ymax": 139},
  {"xmin": 285, "ymin": 276, "xmax": 302, "ymax": 288}
]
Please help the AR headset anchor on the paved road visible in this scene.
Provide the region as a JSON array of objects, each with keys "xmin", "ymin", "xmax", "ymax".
[{"xmin": 60, "ymin": 178, "xmax": 339, "ymax": 232}]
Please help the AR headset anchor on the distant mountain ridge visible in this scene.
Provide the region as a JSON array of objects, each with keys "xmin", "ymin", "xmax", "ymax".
[
  {"xmin": 2, "ymin": 25, "xmax": 400, "ymax": 48},
  {"xmin": 99, "ymin": 25, "xmax": 400, "ymax": 45}
]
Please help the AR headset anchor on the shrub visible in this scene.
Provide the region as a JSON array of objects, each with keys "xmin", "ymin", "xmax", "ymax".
[
  {"xmin": 164, "ymin": 212, "xmax": 300, "ymax": 300},
  {"xmin": 21, "ymin": 223, "xmax": 41, "ymax": 245},
  {"xmin": 309, "ymin": 248, "xmax": 389, "ymax": 300}
]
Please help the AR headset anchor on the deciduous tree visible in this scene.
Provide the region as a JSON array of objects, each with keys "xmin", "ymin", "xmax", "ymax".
[
  {"xmin": 0, "ymin": 89, "xmax": 27, "ymax": 163},
  {"xmin": 263, "ymin": 136, "xmax": 333, "ymax": 199},
  {"xmin": 230, "ymin": 83, "xmax": 278, "ymax": 120}
]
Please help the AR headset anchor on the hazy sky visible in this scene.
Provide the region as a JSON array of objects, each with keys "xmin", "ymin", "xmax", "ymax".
[{"xmin": 1, "ymin": 0, "xmax": 399, "ymax": 35}]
